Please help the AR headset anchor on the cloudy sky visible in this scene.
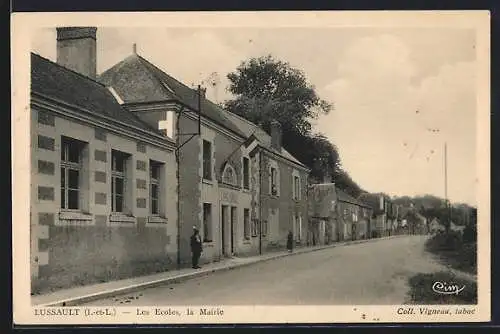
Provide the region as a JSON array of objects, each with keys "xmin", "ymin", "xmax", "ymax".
[{"xmin": 31, "ymin": 26, "xmax": 478, "ymax": 205}]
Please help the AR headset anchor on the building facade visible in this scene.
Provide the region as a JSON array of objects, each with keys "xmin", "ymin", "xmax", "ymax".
[
  {"xmin": 335, "ymin": 189, "xmax": 373, "ymax": 241},
  {"xmin": 99, "ymin": 34, "xmax": 310, "ymax": 265},
  {"xmin": 307, "ymin": 184, "xmax": 373, "ymax": 244},
  {"xmin": 30, "ymin": 28, "xmax": 178, "ymax": 294}
]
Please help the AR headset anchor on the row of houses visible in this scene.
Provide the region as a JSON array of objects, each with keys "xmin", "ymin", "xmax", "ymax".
[
  {"xmin": 307, "ymin": 184, "xmax": 431, "ymax": 246},
  {"xmin": 30, "ymin": 27, "xmax": 310, "ymax": 293},
  {"xmin": 29, "ymin": 27, "xmax": 428, "ymax": 294}
]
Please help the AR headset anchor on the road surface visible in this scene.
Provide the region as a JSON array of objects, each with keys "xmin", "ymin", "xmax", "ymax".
[{"xmin": 82, "ymin": 235, "xmax": 450, "ymax": 305}]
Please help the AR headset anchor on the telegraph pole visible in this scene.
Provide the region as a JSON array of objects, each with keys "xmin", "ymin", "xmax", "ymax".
[{"xmin": 444, "ymin": 142, "xmax": 450, "ymax": 232}]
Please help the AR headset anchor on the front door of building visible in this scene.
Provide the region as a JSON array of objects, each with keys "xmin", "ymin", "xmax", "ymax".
[
  {"xmin": 230, "ymin": 206, "xmax": 236, "ymax": 255},
  {"xmin": 221, "ymin": 205, "xmax": 227, "ymax": 256}
]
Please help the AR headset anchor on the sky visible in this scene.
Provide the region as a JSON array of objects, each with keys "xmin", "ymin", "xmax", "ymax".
[{"xmin": 31, "ymin": 26, "xmax": 478, "ymax": 206}]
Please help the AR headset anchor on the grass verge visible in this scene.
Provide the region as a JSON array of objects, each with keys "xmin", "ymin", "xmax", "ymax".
[{"xmin": 407, "ymin": 271, "xmax": 477, "ymax": 304}]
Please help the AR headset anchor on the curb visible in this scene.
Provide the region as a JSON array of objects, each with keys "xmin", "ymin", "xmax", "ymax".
[{"xmin": 38, "ymin": 235, "xmax": 404, "ymax": 307}]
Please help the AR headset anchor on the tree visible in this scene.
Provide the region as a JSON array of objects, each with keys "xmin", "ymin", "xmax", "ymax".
[
  {"xmin": 334, "ymin": 169, "xmax": 365, "ymax": 198},
  {"xmin": 224, "ymin": 55, "xmax": 362, "ymax": 189},
  {"xmin": 225, "ymin": 55, "xmax": 332, "ymax": 136}
]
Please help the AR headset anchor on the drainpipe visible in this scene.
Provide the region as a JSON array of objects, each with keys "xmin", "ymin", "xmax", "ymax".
[
  {"xmin": 259, "ymin": 150, "xmax": 263, "ymax": 255},
  {"xmin": 175, "ymin": 108, "xmax": 181, "ymax": 270}
]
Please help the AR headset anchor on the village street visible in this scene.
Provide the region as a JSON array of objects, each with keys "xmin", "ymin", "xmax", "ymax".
[{"xmin": 81, "ymin": 235, "xmax": 456, "ymax": 306}]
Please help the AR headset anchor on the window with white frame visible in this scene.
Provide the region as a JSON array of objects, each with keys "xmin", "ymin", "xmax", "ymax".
[
  {"xmin": 242, "ymin": 157, "xmax": 250, "ymax": 190},
  {"xmin": 270, "ymin": 167, "xmax": 278, "ymax": 196},
  {"xmin": 295, "ymin": 214, "xmax": 302, "ymax": 241},
  {"xmin": 293, "ymin": 175, "xmax": 300, "ymax": 200},
  {"xmin": 60, "ymin": 136, "xmax": 86, "ymax": 210},
  {"xmin": 203, "ymin": 203, "xmax": 212, "ymax": 242},
  {"xmin": 352, "ymin": 207, "xmax": 358, "ymax": 222},
  {"xmin": 262, "ymin": 219, "xmax": 268, "ymax": 237},
  {"xmin": 251, "ymin": 218, "xmax": 258, "ymax": 237},
  {"xmin": 150, "ymin": 160, "xmax": 163, "ymax": 216},
  {"xmin": 243, "ymin": 208, "xmax": 250, "ymax": 239},
  {"xmin": 202, "ymin": 140, "xmax": 212, "ymax": 180},
  {"xmin": 111, "ymin": 150, "xmax": 130, "ymax": 213}
]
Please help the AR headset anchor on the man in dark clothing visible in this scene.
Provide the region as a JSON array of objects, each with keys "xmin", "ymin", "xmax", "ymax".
[
  {"xmin": 286, "ymin": 230, "xmax": 294, "ymax": 252},
  {"xmin": 190, "ymin": 226, "xmax": 203, "ymax": 269}
]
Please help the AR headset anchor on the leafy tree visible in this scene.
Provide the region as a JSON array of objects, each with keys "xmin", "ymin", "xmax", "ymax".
[
  {"xmin": 225, "ymin": 55, "xmax": 332, "ymax": 136},
  {"xmin": 224, "ymin": 55, "xmax": 355, "ymax": 187}
]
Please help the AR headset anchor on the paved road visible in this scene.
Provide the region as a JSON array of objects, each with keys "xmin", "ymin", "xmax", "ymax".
[{"xmin": 83, "ymin": 235, "xmax": 449, "ymax": 305}]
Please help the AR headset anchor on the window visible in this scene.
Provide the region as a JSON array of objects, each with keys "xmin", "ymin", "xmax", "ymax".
[
  {"xmin": 203, "ymin": 203, "xmax": 212, "ymax": 242},
  {"xmin": 295, "ymin": 215, "xmax": 302, "ymax": 241},
  {"xmin": 251, "ymin": 219, "xmax": 258, "ymax": 237},
  {"xmin": 111, "ymin": 150, "xmax": 129, "ymax": 213},
  {"xmin": 343, "ymin": 207, "xmax": 348, "ymax": 220},
  {"xmin": 243, "ymin": 157, "xmax": 250, "ymax": 190},
  {"xmin": 270, "ymin": 167, "xmax": 278, "ymax": 196},
  {"xmin": 243, "ymin": 209, "xmax": 250, "ymax": 239},
  {"xmin": 150, "ymin": 161, "xmax": 163, "ymax": 215},
  {"xmin": 202, "ymin": 140, "xmax": 212, "ymax": 180},
  {"xmin": 60, "ymin": 136, "xmax": 85, "ymax": 210},
  {"xmin": 262, "ymin": 220, "xmax": 268, "ymax": 236},
  {"xmin": 293, "ymin": 175, "xmax": 300, "ymax": 200},
  {"xmin": 222, "ymin": 164, "xmax": 237, "ymax": 186}
]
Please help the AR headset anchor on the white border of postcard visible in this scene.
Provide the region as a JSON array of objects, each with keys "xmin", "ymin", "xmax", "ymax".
[{"xmin": 12, "ymin": 10, "xmax": 491, "ymax": 324}]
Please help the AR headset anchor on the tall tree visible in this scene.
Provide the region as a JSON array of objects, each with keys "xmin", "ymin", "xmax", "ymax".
[
  {"xmin": 225, "ymin": 55, "xmax": 332, "ymax": 136},
  {"xmin": 223, "ymin": 55, "xmax": 364, "ymax": 191}
]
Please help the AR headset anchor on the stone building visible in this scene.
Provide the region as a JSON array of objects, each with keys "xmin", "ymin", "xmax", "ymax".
[
  {"xmin": 221, "ymin": 113, "xmax": 310, "ymax": 252},
  {"xmin": 99, "ymin": 32, "xmax": 310, "ymax": 263},
  {"xmin": 336, "ymin": 189, "xmax": 373, "ymax": 240},
  {"xmin": 30, "ymin": 27, "xmax": 178, "ymax": 294}
]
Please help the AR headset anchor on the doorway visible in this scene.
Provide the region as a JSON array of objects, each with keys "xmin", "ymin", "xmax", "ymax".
[
  {"xmin": 230, "ymin": 206, "xmax": 237, "ymax": 255},
  {"xmin": 221, "ymin": 205, "xmax": 227, "ymax": 256}
]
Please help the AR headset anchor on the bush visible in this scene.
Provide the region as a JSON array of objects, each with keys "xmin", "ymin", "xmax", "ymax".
[
  {"xmin": 463, "ymin": 225, "xmax": 477, "ymax": 243},
  {"xmin": 425, "ymin": 231, "xmax": 477, "ymax": 275},
  {"xmin": 426, "ymin": 231, "xmax": 463, "ymax": 252},
  {"xmin": 407, "ymin": 271, "xmax": 477, "ymax": 304}
]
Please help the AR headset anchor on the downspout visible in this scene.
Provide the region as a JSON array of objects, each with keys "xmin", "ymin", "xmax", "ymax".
[
  {"xmin": 259, "ymin": 149, "xmax": 263, "ymax": 255},
  {"xmin": 175, "ymin": 108, "xmax": 182, "ymax": 270}
]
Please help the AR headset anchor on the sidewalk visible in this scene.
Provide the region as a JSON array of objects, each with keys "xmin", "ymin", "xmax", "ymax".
[{"xmin": 32, "ymin": 235, "xmax": 404, "ymax": 307}]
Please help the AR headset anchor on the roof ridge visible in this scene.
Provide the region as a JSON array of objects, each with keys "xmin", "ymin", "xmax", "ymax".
[
  {"xmin": 136, "ymin": 54, "xmax": 197, "ymax": 99},
  {"xmin": 31, "ymin": 52, "xmax": 106, "ymax": 88},
  {"xmin": 222, "ymin": 108, "xmax": 262, "ymax": 130},
  {"xmin": 135, "ymin": 54, "xmax": 182, "ymax": 100}
]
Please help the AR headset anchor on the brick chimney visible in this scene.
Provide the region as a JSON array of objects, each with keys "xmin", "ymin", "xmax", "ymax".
[
  {"xmin": 270, "ymin": 120, "xmax": 282, "ymax": 150},
  {"xmin": 56, "ymin": 27, "xmax": 97, "ymax": 79}
]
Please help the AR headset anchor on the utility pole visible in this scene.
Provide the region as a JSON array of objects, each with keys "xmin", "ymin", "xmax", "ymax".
[{"xmin": 444, "ymin": 142, "xmax": 450, "ymax": 233}]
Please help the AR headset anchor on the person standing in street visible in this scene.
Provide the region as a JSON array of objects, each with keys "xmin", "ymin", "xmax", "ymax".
[
  {"xmin": 190, "ymin": 226, "xmax": 203, "ymax": 269},
  {"xmin": 286, "ymin": 230, "xmax": 294, "ymax": 252}
]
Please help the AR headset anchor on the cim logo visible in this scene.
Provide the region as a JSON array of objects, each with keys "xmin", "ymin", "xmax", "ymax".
[{"xmin": 432, "ymin": 281, "xmax": 466, "ymax": 295}]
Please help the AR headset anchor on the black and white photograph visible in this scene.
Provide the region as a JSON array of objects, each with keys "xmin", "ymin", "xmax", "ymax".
[{"xmin": 12, "ymin": 11, "xmax": 490, "ymax": 324}]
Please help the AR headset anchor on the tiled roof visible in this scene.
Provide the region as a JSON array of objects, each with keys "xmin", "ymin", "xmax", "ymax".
[
  {"xmin": 98, "ymin": 54, "xmax": 247, "ymax": 138},
  {"xmin": 336, "ymin": 188, "xmax": 371, "ymax": 208},
  {"xmin": 221, "ymin": 111, "xmax": 307, "ymax": 168},
  {"xmin": 31, "ymin": 53, "xmax": 159, "ymax": 134}
]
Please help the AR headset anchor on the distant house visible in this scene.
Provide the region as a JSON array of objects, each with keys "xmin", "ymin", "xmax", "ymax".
[
  {"xmin": 401, "ymin": 208, "xmax": 428, "ymax": 235},
  {"xmin": 358, "ymin": 193, "xmax": 392, "ymax": 237},
  {"xmin": 429, "ymin": 218, "xmax": 446, "ymax": 234},
  {"xmin": 450, "ymin": 221, "xmax": 466, "ymax": 234},
  {"xmin": 308, "ymin": 184, "xmax": 373, "ymax": 244},
  {"xmin": 336, "ymin": 189, "xmax": 373, "ymax": 241},
  {"xmin": 307, "ymin": 183, "xmax": 337, "ymax": 245}
]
